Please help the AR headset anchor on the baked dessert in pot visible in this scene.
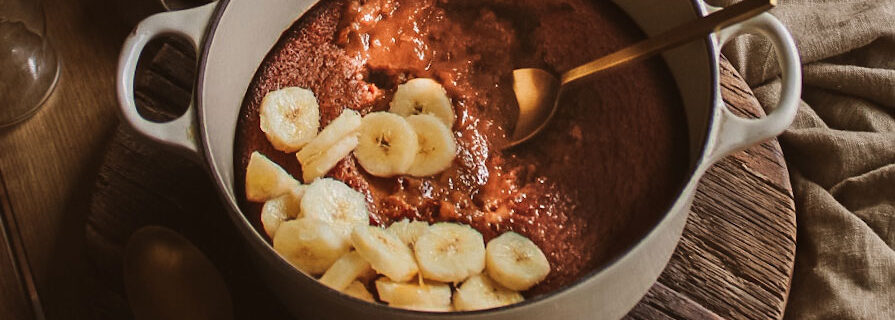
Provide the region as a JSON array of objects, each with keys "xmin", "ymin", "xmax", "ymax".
[{"xmin": 235, "ymin": 0, "xmax": 689, "ymax": 309}]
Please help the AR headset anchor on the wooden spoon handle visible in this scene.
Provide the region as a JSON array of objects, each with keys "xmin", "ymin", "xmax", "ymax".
[{"xmin": 561, "ymin": 0, "xmax": 776, "ymax": 85}]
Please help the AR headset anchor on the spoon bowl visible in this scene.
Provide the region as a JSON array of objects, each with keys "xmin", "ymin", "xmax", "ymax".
[{"xmin": 509, "ymin": 68, "xmax": 560, "ymax": 148}]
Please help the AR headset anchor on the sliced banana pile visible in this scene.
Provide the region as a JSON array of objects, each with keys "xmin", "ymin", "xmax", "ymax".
[
  {"xmin": 247, "ymin": 84, "xmax": 543, "ymax": 312},
  {"xmin": 356, "ymin": 77, "xmax": 458, "ymax": 178},
  {"xmin": 245, "ymin": 155, "xmax": 550, "ymax": 309},
  {"xmin": 354, "ymin": 220, "xmax": 550, "ymax": 312},
  {"xmin": 244, "ymin": 153, "xmax": 370, "ymax": 274},
  {"xmin": 259, "ymin": 87, "xmax": 362, "ymax": 183},
  {"xmin": 259, "ymin": 82, "xmax": 457, "ymax": 184}
]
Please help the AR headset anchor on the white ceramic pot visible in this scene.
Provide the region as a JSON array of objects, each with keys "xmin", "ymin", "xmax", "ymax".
[{"xmin": 117, "ymin": 1, "xmax": 800, "ymax": 319}]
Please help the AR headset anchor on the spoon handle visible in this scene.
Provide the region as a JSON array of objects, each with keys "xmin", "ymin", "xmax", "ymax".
[{"xmin": 561, "ymin": 0, "xmax": 776, "ymax": 85}]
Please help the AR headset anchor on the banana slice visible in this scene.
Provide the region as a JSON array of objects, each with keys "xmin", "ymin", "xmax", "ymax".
[
  {"xmin": 405, "ymin": 114, "xmax": 456, "ymax": 177},
  {"xmin": 260, "ymin": 186, "xmax": 306, "ymax": 238},
  {"xmin": 297, "ymin": 109, "xmax": 362, "ymax": 164},
  {"xmin": 414, "ymin": 223, "xmax": 485, "ymax": 283},
  {"xmin": 351, "ymin": 226, "xmax": 419, "ymax": 282},
  {"xmin": 260, "ymin": 87, "xmax": 320, "ymax": 152},
  {"xmin": 245, "ymin": 152, "xmax": 301, "ymax": 202},
  {"xmin": 300, "ymin": 178, "xmax": 369, "ymax": 242},
  {"xmin": 452, "ymin": 274, "xmax": 523, "ymax": 311},
  {"xmin": 299, "ymin": 136, "xmax": 359, "ymax": 183},
  {"xmin": 485, "ymin": 232, "xmax": 550, "ymax": 291},
  {"xmin": 297, "ymin": 109, "xmax": 363, "ymax": 182},
  {"xmin": 389, "ymin": 78, "xmax": 455, "ymax": 128},
  {"xmin": 386, "ymin": 218, "xmax": 430, "ymax": 248},
  {"xmin": 272, "ymin": 218, "xmax": 350, "ymax": 275},
  {"xmin": 355, "ymin": 112, "xmax": 419, "ymax": 177},
  {"xmin": 375, "ymin": 278, "xmax": 452, "ymax": 312},
  {"xmin": 343, "ymin": 281, "xmax": 375, "ymax": 302},
  {"xmin": 319, "ymin": 251, "xmax": 372, "ymax": 291}
]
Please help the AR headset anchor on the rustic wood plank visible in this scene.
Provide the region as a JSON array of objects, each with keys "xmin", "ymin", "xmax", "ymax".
[
  {"xmin": 134, "ymin": 68, "xmax": 192, "ymax": 117},
  {"xmin": 148, "ymin": 42, "xmax": 196, "ymax": 89},
  {"xmin": 625, "ymin": 56, "xmax": 796, "ymax": 320},
  {"xmin": 133, "ymin": 41, "xmax": 195, "ymax": 122},
  {"xmin": 626, "ymin": 283, "xmax": 724, "ymax": 320}
]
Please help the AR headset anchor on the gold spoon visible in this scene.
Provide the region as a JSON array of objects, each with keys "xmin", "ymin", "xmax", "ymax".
[{"xmin": 508, "ymin": 0, "xmax": 776, "ymax": 148}]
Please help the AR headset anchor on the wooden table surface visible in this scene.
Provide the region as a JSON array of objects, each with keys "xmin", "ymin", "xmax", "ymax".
[
  {"xmin": 0, "ymin": 0, "xmax": 165, "ymax": 318},
  {"xmin": 0, "ymin": 1, "xmax": 796, "ymax": 319}
]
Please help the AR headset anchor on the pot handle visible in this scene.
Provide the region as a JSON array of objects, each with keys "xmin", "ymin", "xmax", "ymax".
[
  {"xmin": 707, "ymin": 12, "xmax": 801, "ymax": 164},
  {"xmin": 116, "ymin": 2, "xmax": 218, "ymax": 159}
]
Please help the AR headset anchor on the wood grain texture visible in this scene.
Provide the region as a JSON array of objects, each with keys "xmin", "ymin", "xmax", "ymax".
[
  {"xmin": 79, "ymin": 38, "xmax": 797, "ymax": 319},
  {"xmin": 0, "ymin": 170, "xmax": 33, "ymax": 319},
  {"xmin": 625, "ymin": 57, "xmax": 797, "ymax": 320},
  {"xmin": 0, "ymin": 0, "xmax": 162, "ymax": 318}
]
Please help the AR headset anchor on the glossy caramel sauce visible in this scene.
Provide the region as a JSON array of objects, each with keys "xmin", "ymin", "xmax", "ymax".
[{"xmin": 234, "ymin": 0, "xmax": 689, "ymax": 295}]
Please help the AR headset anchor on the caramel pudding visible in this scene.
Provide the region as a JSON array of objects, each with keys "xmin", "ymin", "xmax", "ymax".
[{"xmin": 235, "ymin": 0, "xmax": 689, "ymax": 295}]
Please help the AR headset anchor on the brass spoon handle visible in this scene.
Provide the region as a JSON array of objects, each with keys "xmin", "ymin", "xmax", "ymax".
[{"xmin": 561, "ymin": 0, "xmax": 776, "ymax": 85}]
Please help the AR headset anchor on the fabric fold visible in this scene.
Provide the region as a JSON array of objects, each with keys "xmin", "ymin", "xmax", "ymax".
[{"xmin": 707, "ymin": 0, "xmax": 895, "ymax": 318}]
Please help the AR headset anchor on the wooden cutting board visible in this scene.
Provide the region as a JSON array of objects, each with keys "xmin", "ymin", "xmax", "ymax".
[{"xmin": 84, "ymin": 39, "xmax": 796, "ymax": 319}]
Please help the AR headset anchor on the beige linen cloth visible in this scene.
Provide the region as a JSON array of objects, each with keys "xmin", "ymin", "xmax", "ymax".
[{"xmin": 708, "ymin": 0, "xmax": 895, "ymax": 318}]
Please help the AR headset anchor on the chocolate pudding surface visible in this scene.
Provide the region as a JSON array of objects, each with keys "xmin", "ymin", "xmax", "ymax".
[{"xmin": 234, "ymin": 0, "xmax": 689, "ymax": 295}]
